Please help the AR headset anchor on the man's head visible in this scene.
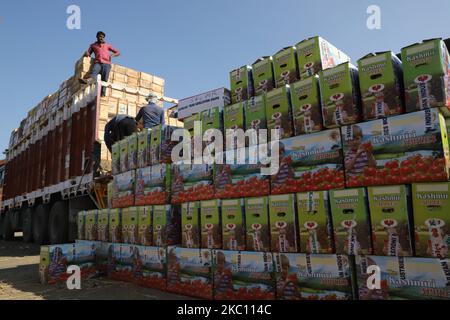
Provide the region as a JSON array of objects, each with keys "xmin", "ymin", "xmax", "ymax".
[
  {"xmin": 96, "ymin": 31, "xmax": 106, "ymax": 43},
  {"xmin": 146, "ymin": 93, "xmax": 160, "ymax": 105}
]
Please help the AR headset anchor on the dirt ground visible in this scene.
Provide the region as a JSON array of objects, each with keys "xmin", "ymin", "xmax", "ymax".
[{"xmin": 0, "ymin": 236, "xmax": 192, "ymax": 300}]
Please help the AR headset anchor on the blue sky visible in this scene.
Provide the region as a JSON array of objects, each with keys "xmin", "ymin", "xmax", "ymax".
[{"xmin": 1, "ymin": 0, "xmax": 450, "ymax": 155}]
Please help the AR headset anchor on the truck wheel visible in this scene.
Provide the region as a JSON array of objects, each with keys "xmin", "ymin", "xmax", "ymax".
[
  {"xmin": 33, "ymin": 204, "xmax": 49, "ymax": 245},
  {"xmin": 1, "ymin": 213, "xmax": 14, "ymax": 241},
  {"xmin": 23, "ymin": 207, "xmax": 34, "ymax": 243},
  {"xmin": 49, "ymin": 201, "xmax": 69, "ymax": 244}
]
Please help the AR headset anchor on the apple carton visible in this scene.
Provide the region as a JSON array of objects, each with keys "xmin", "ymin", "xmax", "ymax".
[
  {"xmin": 85, "ymin": 210, "xmax": 98, "ymax": 241},
  {"xmin": 181, "ymin": 201, "xmax": 201, "ymax": 249},
  {"xmin": 167, "ymin": 246, "xmax": 213, "ymax": 299},
  {"xmin": 77, "ymin": 211, "xmax": 86, "ymax": 240},
  {"xmin": 252, "ymin": 56, "xmax": 275, "ymax": 95},
  {"xmin": 119, "ymin": 138, "xmax": 129, "ymax": 173},
  {"xmin": 297, "ymin": 191, "xmax": 334, "ymax": 254},
  {"xmin": 111, "ymin": 244, "xmax": 141, "ymax": 283},
  {"xmin": 112, "ymin": 142, "xmax": 120, "ymax": 175},
  {"xmin": 74, "ymin": 241, "xmax": 98, "ymax": 280},
  {"xmin": 213, "ymin": 250, "xmax": 275, "ymax": 300},
  {"xmin": 274, "ymin": 253, "xmax": 353, "ymax": 300},
  {"xmin": 330, "ymin": 188, "xmax": 373, "ymax": 255},
  {"xmin": 201, "ymin": 107, "xmax": 223, "ymax": 151},
  {"xmin": 244, "ymin": 95, "xmax": 267, "ymax": 146},
  {"xmin": 128, "ymin": 133, "xmax": 138, "ymax": 170},
  {"xmin": 152, "ymin": 205, "xmax": 181, "ymax": 247},
  {"xmin": 358, "ymin": 51, "xmax": 405, "ymax": 120},
  {"xmin": 224, "ymin": 102, "xmax": 246, "ymax": 150},
  {"xmin": 137, "ymin": 128, "xmax": 151, "ymax": 168},
  {"xmin": 39, "ymin": 244, "xmax": 76, "ymax": 285},
  {"xmin": 135, "ymin": 164, "xmax": 171, "ymax": 205},
  {"xmin": 230, "ymin": 65, "xmax": 254, "ymax": 103},
  {"xmin": 107, "ymin": 243, "xmax": 123, "ymax": 280},
  {"xmin": 136, "ymin": 246, "xmax": 167, "ymax": 291},
  {"xmin": 221, "ymin": 199, "xmax": 246, "ymax": 251},
  {"xmin": 200, "ymin": 199, "xmax": 222, "ymax": 249},
  {"xmin": 266, "ymin": 85, "xmax": 294, "ymax": 139},
  {"xmin": 122, "ymin": 207, "xmax": 138, "ymax": 245},
  {"xmin": 149, "ymin": 125, "xmax": 183, "ymax": 164},
  {"xmin": 273, "ymin": 47, "xmax": 299, "ymax": 87},
  {"xmin": 112, "ymin": 170, "xmax": 135, "ymax": 208},
  {"xmin": 97, "ymin": 209, "xmax": 110, "ymax": 242},
  {"xmin": 137, "ymin": 206, "xmax": 153, "ymax": 246},
  {"xmin": 95, "ymin": 241, "xmax": 111, "ymax": 276},
  {"xmin": 368, "ymin": 185, "xmax": 414, "ymax": 256},
  {"xmin": 245, "ymin": 197, "xmax": 271, "ymax": 252},
  {"xmin": 269, "ymin": 194, "xmax": 298, "ymax": 253},
  {"xmin": 108, "ymin": 208, "xmax": 122, "ymax": 243}
]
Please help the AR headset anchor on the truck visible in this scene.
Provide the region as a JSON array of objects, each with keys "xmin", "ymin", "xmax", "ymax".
[{"xmin": 0, "ymin": 57, "xmax": 180, "ymax": 245}]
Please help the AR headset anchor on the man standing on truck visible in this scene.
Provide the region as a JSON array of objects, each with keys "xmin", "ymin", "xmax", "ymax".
[
  {"xmin": 104, "ymin": 115, "xmax": 137, "ymax": 152},
  {"xmin": 135, "ymin": 93, "xmax": 165, "ymax": 129},
  {"xmin": 79, "ymin": 31, "xmax": 120, "ymax": 97}
]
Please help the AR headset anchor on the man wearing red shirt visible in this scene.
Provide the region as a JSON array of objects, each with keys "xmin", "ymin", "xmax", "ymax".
[{"xmin": 80, "ymin": 31, "xmax": 120, "ymax": 96}]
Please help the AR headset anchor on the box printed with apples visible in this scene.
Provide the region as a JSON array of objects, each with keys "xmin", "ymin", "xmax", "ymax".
[
  {"xmin": 152, "ymin": 205, "xmax": 181, "ymax": 248},
  {"xmin": 252, "ymin": 57, "xmax": 275, "ymax": 96},
  {"xmin": 137, "ymin": 206, "xmax": 153, "ymax": 246},
  {"xmin": 201, "ymin": 200, "xmax": 222, "ymax": 249},
  {"xmin": 181, "ymin": 202, "xmax": 201, "ymax": 249},
  {"xmin": 135, "ymin": 246, "xmax": 167, "ymax": 291},
  {"xmin": 269, "ymin": 194, "xmax": 298, "ymax": 253},
  {"xmin": 221, "ymin": 199, "xmax": 246, "ymax": 251},
  {"xmin": 122, "ymin": 207, "xmax": 139, "ymax": 245},
  {"xmin": 229, "ymin": 65, "xmax": 254, "ymax": 103},
  {"xmin": 137, "ymin": 128, "xmax": 150, "ymax": 168},
  {"xmin": 245, "ymin": 197, "xmax": 271, "ymax": 252},
  {"xmin": 135, "ymin": 164, "xmax": 171, "ymax": 205},
  {"xmin": 108, "ymin": 208, "xmax": 122, "ymax": 243},
  {"xmin": 112, "ymin": 170, "xmax": 135, "ymax": 208}
]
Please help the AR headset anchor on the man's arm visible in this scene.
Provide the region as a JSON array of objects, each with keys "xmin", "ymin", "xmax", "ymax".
[
  {"xmin": 135, "ymin": 107, "xmax": 143, "ymax": 122},
  {"xmin": 104, "ymin": 121, "xmax": 114, "ymax": 152},
  {"xmin": 109, "ymin": 45, "xmax": 120, "ymax": 58},
  {"xmin": 84, "ymin": 45, "xmax": 93, "ymax": 58}
]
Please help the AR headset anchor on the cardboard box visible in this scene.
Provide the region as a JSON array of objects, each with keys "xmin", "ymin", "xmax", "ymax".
[
  {"xmin": 274, "ymin": 253, "xmax": 353, "ymax": 300},
  {"xmin": 39, "ymin": 244, "xmax": 76, "ymax": 284},
  {"xmin": 74, "ymin": 241, "xmax": 98, "ymax": 280},
  {"xmin": 297, "ymin": 191, "xmax": 335, "ymax": 254},
  {"xmin": 273, "ymin": 47, "xmax": 299, "ymax": 87},
  {"xmin": 94, "ymin": 241, "xmax": 111, "ymax": 276},
  {"xmin": 119, "ymin": 138, "xmax": 129, "ymax": 173},
  {"xmin": 252, "ymin": 57, "xmax": 275, "ymax": 95},
  {"xmin": 149, "ymin": 125, "xmax": 182, "ymax": 165},
  {"xmin": 330, "ymin": 188, "xmax": 373, "ymax": 255},
  {"xmin": 221, "ymin": 199, "xmax": 246, "ymax": 251},
  {"xmin": 201, "ymin": 107, "xmax": 223, "ymax": 150},
  {"xmin": 358, "ymin": 52, "xmax": 405, "ymax": 120},
  {"xmin": 319, "ymin": 62, "xmax": 362, "ymax": 128},
  {"xmin": 135, "ymin": 164, "xmax": 171, "ymax": 205},
  {"xmin": 181, "ymin": 202, "xmax": 201, "ymax": 248},
  {"xmin": 122, "ymin": 207, "xmax": 138, "ymax": 245},
  {"xmin": 171, "ymin": 161, "xmax": 215, "ymax": 204},
  {"xmin": 97, "ymin": 209, "xmax": 110, "ymax": 242},
  {"xmin": 356, "ymin": 255, "xmax": 450, "ymax": 300},
  {"xmin": 215, "ymin": 146, "xmax": 270, "ymax": 199},
  {"xmin": 244, "ymin": 95, "xmax": 267, "ymax": 145},
  {"xmin": 106, "ymin": 243, "xmax": 124, "ymax": 280},
  {"xmin": 401, "ymin": 38, "xmax": 450, "ymax": 114},
  {"xmin": 200, "ymin": 199, "xmax": 222, "ymax": 249},
  {"xmin": 177, "ymin": 88, "xmax": 231, "ymax": 120},
  {"xmin": 137, "ymin": 206, "xmax": 152, "ymax": 246},
  {"xmin": 107, "ymin": 182, "xmax": 113, "ymax": 209},
  {"xmin": 167, "ymin": 247, "xmax": 213, "ymax": 299},
  {"xmin": 266, "ymin": 85, "xmax": 294, "ymax": 139},
  {"xmin": 137, "ymin": 128, "xmax": 151, "ymax": 168},
  {"xmin": 368, "ymin": 185, "xmax": 413, "ymax": 256},
  {"xmin": 128, "ymin": 133, "xmax": 138, "ymax": 170},
  {"xmin": 295, "ymin": 36, "xmax": 350, "ymax": 79},
  {"xmin": 77, "ymin": 211, "xmax": 86, "ymax": 240},
  {"xmin": 213, "ymin": 250, "xmax": 275, "ymax": 300},
  {"xmin": 245, "ymin": 197, "xmax": 271, "ymax": 252},
  {"xmin": 342, "ymin": 109, "xmax": 450, "ymax": 188},
  {"xmin": 109, "ymin": 208, "xmax": 122, "ymax": 243},
  {"xmin": 152, "ymin": 205, "xmax": 181, "ymax": 247},
  {"xmin": 136, "ymin": 246, "xmax": 167, "ymax": 291},
  {"xmin": 271, "ymin": 129, "xmax": 345, "ymax": 194},
  {"xmin": 230, "ymin": 65, "xmax": 254, "ymax": 103},
  {"xmin": 269, "ymin": 194, "xmax": 298, "ymax": 253},
  {"xmin": 224, "ymin": 102, "xmax": 246, "ymax": 150},
  {"xmin": 412, "ymin": 182, "xmax": 450, "ymax": 258},
  {"xmin": 290, "ymin": 76, "xmax": 323, "ymax": 135},
  {"xmin": 112, "ymin": 142, "xmax": 120, "ymax": 174},
  {"xmin": 111, "ymin": 244, "xmax": 139, "ymax": 282},
  {"xmin": 85, "ymin": 210, "xmax": 98, "ymax": 241},
  {"xmin": 112, "ymin": 170, "xmax": 135, "ymax": 208}
]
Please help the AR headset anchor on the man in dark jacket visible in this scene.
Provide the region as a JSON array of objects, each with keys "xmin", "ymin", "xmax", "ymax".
[
  {"xmin": 104, "ymin": 115, "xmax": 137, "ymax": 152},
  {"xmin": 135, "ymin": 93, "xmax": 165, "ymax": 129}
]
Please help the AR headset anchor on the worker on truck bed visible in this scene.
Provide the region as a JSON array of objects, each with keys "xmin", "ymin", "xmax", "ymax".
[
  {"xmin": 104, "ymin": 115, "xmax": 137, "ymax": 152},
  {"xmin": 135, "ymin": 93, "xmax": 165, "ymax": 129},
  {"xmin": 79, "ymin": 31, "xmax": 120, "ymax": 97}
]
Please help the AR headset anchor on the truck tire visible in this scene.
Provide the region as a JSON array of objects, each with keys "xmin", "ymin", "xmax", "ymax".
[
  {"xmin": 33, "ymin": 204, "xmax": 49, "ymax": 245},
  {"xmin": 1, "ymin": 213, "xmax": 14, "ymax": 241},
  {"xmin": 49, "ymin": 201, "xmax": 69, "ymax": 245},
  {"xmin": 22, "ymin": 207, "xmax": 34, "ymax": 243}
]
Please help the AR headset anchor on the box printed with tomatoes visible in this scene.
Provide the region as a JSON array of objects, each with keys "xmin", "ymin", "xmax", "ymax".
[
  {"xmin": 330, "ymin": 188, "xmax": 373, "ymax": 255},
  {"xmin": 135, "ymin": 164, "xmax": 171, "ymax": 205},
  {"xmin": 274, "ymin": 253, "xmax": 353, "ymax": 300},
  {"xmin": 128, "ymin": 133, "xmax": 138, "ymax": 170},
  {"xmin": 112, "ymin": 142, "xmax": 120, "ymax": 175},
  {"xmin": 221, "ymin": 199, "xmax": 246, "ymax": 251},
  {"xmin": 108, "ymin": 208, "xmax": 122, "ymax": 243},
  {"xmin": 171, "ymin": 160, "xmax": 215, "ymax": 204},
  {"xmin": 97, "ymin": 209, "xmax": 110, "ymax": 242},
  {"xmin": 112, "ymin": 170, "xmax": 135, "ymax": 208},
  {"xmin": 137, "ymin": 206, "xmax": 153, "ymax": 246},
  {"xmin": 200, "ymin": 199, "xmax": 222, "ymax": 249},
  {"xmin": 252, "ymin": 56, "xmax": 275, "ymax": 96},
  {"xmin": 213, "ymin": 250, "xmax": 275, "ymax": 300},
  {"xmin": 273, "ymin": 47, "xmax": 300, "ymax": 87},
  {"xmin": 167, "ymin": 247, "xmax": 213, "ymax": 299},
  {"xmin": 181, "ymin": 201, "xmax": 201, "ymax": 249},
  {"xmin": 77, "ymin": 211, "xmax": 86, "ymax": 240},
  {"xmin": 356, "ymin": 255, "xmax": 450, "ymax": 300},
  {"xmin": 135, "ymin": 246, "xmax": 167, "ymax": 291},
  {"xmin": 368, "ymin": 185, "xmax": 414, "ymax": 256},
  {"xmin": 230, "ymin": 65, "xmax": 254, "ymax": 103},
  {"xmin": 245, "ymin": 197, "xmax": 271, "ymax": 252},
  {"xmin": 271, "ymin": 128, "xmax": 345, "ymax": 194},
  {"xmin": 137, "ymin": 128, "xmax": 151, "ymax": 168},
  {"xmin": 342, "ymin": 108, "xmax": 450, "ymax": 188},
  {"xmin": 412, "ymin": 182, "xmax": 450, "ymax": 258},
  {"xmin": 269, "ymin": 194, "xmax": 298, "ymax": 253},
  {"xmin": 85, "ymin": 210, "xmax": 98, "ymax": 241},
  {"xmin": 244, "ymin": 95, "xmax": 267, "ymax": 146},
  {"xmin": 215, "ymin": 146, "xmax": 270, "ymax": 199},
  {"xmin": 297, "ymin": 191, "xmax": 335, "ymax": 254},
  {"xmin": 39, "ymin": 244, "xmax": 76, "ymax": 285},
  {"xmin": 152, "ymin": 205, "xmax": 181, "ymax": 247},
  {"xmin": 122, "ymin": 207, "xmax": 138, "ymax": 245},
  {"xmin": 265, "ymin": 85, "xmax": 294, "ymax": 139}
]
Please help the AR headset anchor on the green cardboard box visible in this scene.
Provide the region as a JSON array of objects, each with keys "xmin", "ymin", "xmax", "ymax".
[
  {"xmin": 230, "ymin": 65, "xmax": 254, "ymax": 103},
  {"xmin": 119, "ymin": 138, "xmax": 129, "ymax": 173},
  {"xmin": 221, "ymin": 199, "xmax": 246, "ymax": 251},
  {"xmin": 358, "ymin": 51, "xmax": 404, "ymax": 120},
  {"xmin": 252, "ymin": 56, "xmax": 275, "ymax": 95},
  {"xmin": 137, "ymin": 128, "xmax": 150, "ymax": 168},
  {"xmin": 412, "ymin": 182, "xmax": 450, "ymax": 258},
  {"xmin": 273, "ymin": 46, "xmax": 299, "ymax": 87},
  {"xmin": 112, "ymin": 142, "xmax": 120, "ymax": 175},
  {"xmin": 108, "ymin": 208, "xmax": 122, "ymax": 243},
  {"xmin": 97, "ymin": 209, "xmax": 110, "ymax": 242},
  {"xmin": 181, "ymin": 201, "xmax": 201, "ymax": 249},
  {"xmin": 368, "ymin": 185, "xmax": 413, "ymax": 256},
  {"xmin": 200, "ymin": 199, "xmax": 222, "ymax": 249},
  {"xmin": 245, "ymin": 95, "xmax": 267, "ymax": 138},
  {"xmin": 137, "ymin": 206, "xmax": 152, "ymax": 246},
  {"xmin": 401, "ymin": 38, "xmax": 450, "ymax": 114},
  {"xmin": 245, "ymin": 197, "xmax": 271, "ymax": 252},
  {"xmin": 224, "ymin": 102, "xmax": 246, "ymax": 150},
  {"xmin": 201, "ymin": 107, "xmax": 223, "ymax": 151},
  {"xmin": 295, "ymin": 36, "xmax": 350, "ymax": 79},
  {"xmin": 290, "ymin": 76, "xmax": 323, "ymax": 135},
  {"xmin": 77, "ymin": 211, "xmax": 86, "ymax": 240},
  {"xmin": 330, "ymin": 188, "xmax": 373, "ymax": 255},
  {"xmin": 269, "ymin": 194, "xmax": 297, "ymax": 253},
  {"xmin": 319, "ymin": 62, "xmax": 362, "ymax": 128},
  {"xmin": 266, "ymin": 85, "xmax": 294, "ymax": 139},
  {"xmin": 85, "ymin": 210, "xmax": 98, "ymax": 241},
  {"xmin": 297, "ymin": 191, "xmax": 334, "ymax": 254},
  {"xmin": 122, "ymin": 207, "xmax": 138, "ymax": 245},
  {"xmin": 153, "ymin": 205, "xmax": 181, "ymax": 247},
  {"xmin": 128, "ymin": 133, "xmax": 138, "ymax": 170}
]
